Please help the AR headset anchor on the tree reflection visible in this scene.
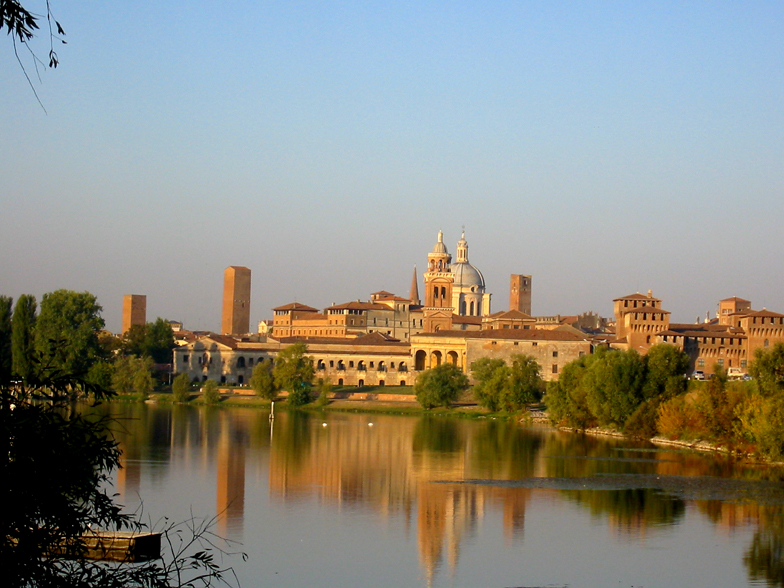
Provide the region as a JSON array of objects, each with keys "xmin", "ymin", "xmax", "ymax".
[{"xmin": 412, "ymin": 417, "xmax": 463, "ymax": 454}]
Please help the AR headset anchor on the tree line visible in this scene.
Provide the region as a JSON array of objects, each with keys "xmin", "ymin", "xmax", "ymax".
[
  {"xmin": 545, "ymin": 342, "xmax": 784, "ymax": 460},
  {"xmin": 0, "ymin": 290, "xmax": 175, "ymax": 399}
]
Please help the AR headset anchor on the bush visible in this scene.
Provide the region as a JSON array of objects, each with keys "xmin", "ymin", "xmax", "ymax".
[
  {"xmin": 250, "ymin": 358, "xmax": 275, "ymax": 399},
  {"xmin": 172, "ymin": 373, "xmax": 191, "ymax": 403},
  {"xmin": 415, "ymin": 364, "xmax": 469, "ymax": 409},
  {"xmin": 202, "ymin": 379, "xmax": 220, "ymax": 404}
]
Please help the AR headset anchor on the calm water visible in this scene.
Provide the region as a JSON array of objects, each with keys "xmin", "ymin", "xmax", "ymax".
[{"xmin": 101, "ymin": 403, "xmax": 784, "ymax": 588}]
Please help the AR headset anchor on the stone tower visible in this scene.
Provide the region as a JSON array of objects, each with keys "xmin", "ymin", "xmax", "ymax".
[
  {"xmin": 122, "ymin": 294, "xmax": 147, "ymax": 334},
  {"xmin": 222, "ymin": 266, "xmax": 251, "ymax": 335},
  {"xmin": 509, "ymin": 274, "xmax": 532, "ymax": 315}
]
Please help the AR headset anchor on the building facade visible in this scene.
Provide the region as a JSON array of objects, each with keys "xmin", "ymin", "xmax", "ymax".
[{"xmin": 222, "ymin": 266, "xmax": 251, "ymax": 335}]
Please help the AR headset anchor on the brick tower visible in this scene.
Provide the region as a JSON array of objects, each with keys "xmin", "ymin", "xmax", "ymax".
[
  {"xmin": 122, "ymin": 294, "xmax": 147, "ymax": 334},
  {"xmin": 222, "ymin": 266, "xmax": 251, "ymax": 335},
  {"xmin": 509, "ymin": 274, "xmax": 532, "ymax": 315}
]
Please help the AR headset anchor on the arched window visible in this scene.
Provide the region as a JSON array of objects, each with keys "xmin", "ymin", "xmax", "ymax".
[
  {"xmin": 460, "ymin": 300, "xmax": 466, "ymax": 315},
  {"xmin": 447, "ymin": 351, "xmax": 458, "ymax": 365},
  {"xmin": 470, "ymin": 301, "xmax": 475, "ymax": 315},
  {"xmin": 415, "ymin": 351, "xmax": 426, "ymax": 371},
  {"xmin": 431, "ymin": 350, "xmax": 442, "ymax": 367},
  {"xmin": 237, "ymin": 357, "xmax": 246, "ymax": 368}
]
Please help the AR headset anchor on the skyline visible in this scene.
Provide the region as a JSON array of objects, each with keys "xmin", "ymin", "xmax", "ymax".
[{"xmin": 3, "ymin": 2, "xmax": 783, "ymax": 333}]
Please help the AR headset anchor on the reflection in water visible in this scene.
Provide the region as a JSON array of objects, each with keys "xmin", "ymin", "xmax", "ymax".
[{"xmin": 98, "ymin": 404, "xmax": 784, "ymax": 587}]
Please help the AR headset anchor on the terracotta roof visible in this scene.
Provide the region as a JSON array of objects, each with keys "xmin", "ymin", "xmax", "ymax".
[
  {"xmin": 273, "ymin": 302, "xmax": 319, "ymax": 312},
  {"xmin": 275, "ymin": 332, "xmax": 408, "ymax": 347},
  {"xmin": 486, "ymin": 309, "xmax": 534, "ymax": 320},
  {"xmin": 720, "ymin": 296, "xmax": 751, "ymax": 303},
  {"xmin": 197, "ymin": 334, "xmax": 240, "ymax": 349},
  {"xmin": 613, "ymin": 293, "xmax": 661, "ymax": 302},
  {"xmin": 746, "ymin": 309, "xmax": 784, "ymax": 318},
  {"xmin": 371, "ymin": 290, "xmax": 395, "ymax": 297},
  {"xmin": 663, "ymin": 323, "xmax": 745, "ymax": 337},
  {"xmin": 327, "ymin": 301, "xmax": 389, "ymax": 311},
  {"xmin": 452, "ymin": 315, "xmax": 482, "ymax": 325},
  {"xmin": 375, "ymin": 296, "xmax": 411, "ymax": 302}
]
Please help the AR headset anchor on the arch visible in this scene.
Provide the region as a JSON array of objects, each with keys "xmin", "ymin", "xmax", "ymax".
[
  {"xmin": 400, "ymin": 381, "xmax": 406, "ymax": 386},
  {"xmin": 470, "ymin": 301, "xmax": 475, "ymax": 315},
  {"xmin": 378, "ymin": 361, "xmax": 386, "ymax": 372},
  {"xmin": 337, "ymin": 360, "xmax": 345, "ymax": 371},
  {"xmin": 248, "ymin": 358, "xmax": 254, "ymax": 367},
  {"xmin": 379, "ymin": 380, "xmax": 385, "ymax": 386},
  {"xmin": 238, "ymin": 375, "xmax": 244, "ymax": 385},
  {"xmin": 358, "ymin": 361, "xmax": 366, "ymax": 371},
  {"xmin": 317, "ymin": 359, "xmax": 326, "ymax": 370},
  {"xmin": 447, "ymin": 351, "xmax": 458, "ymax": 366},
  {"xmin": 399, "ymin": 361, "xmax": 407, "ymax": 372},
  {"xmin": 358, "ymin": 379, "xmax": 365, "ymax": 387},
  {"xmin": 415, "ymin": 350, "xmax": 426, "ymax": 371},
  {"xmin": 237, "ymin": 357, "xmax": 246, "ymax": 368},
  {"xmin": 431, "ymin": 350, "xmax": 442, "ymax": 367},
  {"xmin": 338, "ymin": 378, "xmax": 344, "ymax": 386}
]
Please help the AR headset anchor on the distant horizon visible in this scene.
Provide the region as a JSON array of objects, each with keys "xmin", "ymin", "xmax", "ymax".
[{"xmin": 4, "ymin": 2, "xmax": 782, "ymax": 333}]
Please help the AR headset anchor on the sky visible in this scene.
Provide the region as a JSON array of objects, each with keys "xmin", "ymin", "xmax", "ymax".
[{"xmin": 2, "ymin": 1, "xmax": 782, "ymax": 334}]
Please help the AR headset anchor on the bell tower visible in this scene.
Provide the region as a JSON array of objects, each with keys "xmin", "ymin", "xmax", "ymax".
[{"xmin": 423, "ymin": 231, "xmax": 454, "ymax": 332}]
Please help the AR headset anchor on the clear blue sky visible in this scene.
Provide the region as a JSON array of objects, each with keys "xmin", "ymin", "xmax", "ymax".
[{"xmin": 2, "ymin": 1, "xmax": 782, "ymax": 333}]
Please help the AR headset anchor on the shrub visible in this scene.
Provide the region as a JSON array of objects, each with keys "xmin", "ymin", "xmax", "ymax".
[
  {"xmin": 202, "ymin": 379, "xmax": 220, "ymax": 404},
  {"xmin": 172, "ymin": 373, "xmax": 191, "ymax": 403}
]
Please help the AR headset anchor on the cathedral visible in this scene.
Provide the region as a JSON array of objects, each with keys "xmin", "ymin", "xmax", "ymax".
[{"xmin": 422, "ymin": 230, "xmax": 492, "ymax": 331}]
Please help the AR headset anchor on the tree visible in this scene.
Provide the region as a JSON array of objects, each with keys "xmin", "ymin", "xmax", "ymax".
[
  {"xmin": 172, "ymin": 373, "xmax": 191, "ymax": 403},
  {"xmin": 250, "ymin": 358, "xmax": 275, "ymax": 400},
  {"xmin": 1, "ymin": 368, "xmax": 242, "ymax": 586},
  {"xmin": 35, "ymin": 290, "xmax": 104, "ymax": 377},
  {"xmin": 202, "ymin": 379, "xmax": 220, "ymax": 404},
  {"xmin": 112, "ymin": 355, "xmax": 153, "ymax": 397},
  {"xmin": 415, "ymin": 363, "xmax": 469, "ymax": 409},
  {"xmin": 0, "ymin": 295, "xmax": 11, "ymax": 382},
  {"xmin": 122, "ymin": 318, "xmax": 175, "ymax": 364},
  {"xmin": 545, "ymin": 352, "xmax": 598, "ymax": 429},
  {"xmin": 273, "ymin": 343, "xmax": 314, "ymax": 406},
  {"xmin": 583, "ymin": 349, "xmax": 646, "ymax": 428},
  {"xmin": 642, "ymin": 344, "xmax": 690, "ymax": 401},
  {"xmin": 749, "ymin": 343, "xmax": 784, "ymax": 396},
  {"xmin": 470, "ymin": 358, "xmax": 508, "ymax": 412},
  {"xmin": 11, "ymin": 294, "xmax": 36, "ymax": 381},
  {"xmin": 315, "ymin": 377, "xmax": 332, "ymax": 407},
  {"xmin": 505, "ymin": 354, "xmax": 543, "ymax": 410}
]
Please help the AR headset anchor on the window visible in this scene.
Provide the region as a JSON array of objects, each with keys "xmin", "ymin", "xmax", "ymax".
[
  {"xmin": 532, "ymin": 342, "xmax": 538, "ymax": 347},
  {"xmin": 514, "ymin": 342, "xmax": 519, "ymax": 346},
  {"xmin": 349, "ymin": 361, "xmax": 355, "ymax": 368},
  {"xmin": 552, "ymin": 351, "xmax": 558, "ymax": 358},
  {"xmin": 329, "ymin": 360, "xmax": 334, "ymax": 367},
  {"xmin": 741, "ymin": 360, "xmax": 747, "ymax": 369},
  {"xmin": 183, "ymin": 354, "xmax": 189, "ymax": 362},
  {"xmin": 698, "ymin": 358, "xmax": 705, "ymax": 368},
  {"xmin": 552, "ymin": 364, "xmax": 558, "ymax": 374},
  {"xmin": 765, "ymin": 339, "xmax": 770, "ymax": 348},
  {"xmin": 718, "ymin": 358, "xmax": 724, "ymax": 367}
]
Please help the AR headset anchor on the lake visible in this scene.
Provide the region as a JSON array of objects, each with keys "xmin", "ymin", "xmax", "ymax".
[{"xmin": 103, "ymin": 403, "xmax": 784, "ymax": 587}]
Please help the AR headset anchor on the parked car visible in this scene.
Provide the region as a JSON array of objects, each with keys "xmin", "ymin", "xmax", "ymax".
[
  {"xmin": 691, "ymin": 371, "xmax": 706, "ymax": 381},
  {"xmin": 727, "ymin": 367, "xmax": 744, "ymax": 380}
]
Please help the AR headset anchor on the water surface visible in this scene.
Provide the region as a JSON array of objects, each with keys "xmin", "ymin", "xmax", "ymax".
[{"xmin": 103, "ymin": 404, "xmax": 784, "ymax": 588}]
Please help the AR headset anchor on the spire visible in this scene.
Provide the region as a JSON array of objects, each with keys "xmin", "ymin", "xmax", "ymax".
[
  {"xmin": 456, "ymin": 230, "xmax": 468, "ymax": 263},
  {"xmin": 410, "ymin": 265, "xmax": 420, "ymax": 305}
]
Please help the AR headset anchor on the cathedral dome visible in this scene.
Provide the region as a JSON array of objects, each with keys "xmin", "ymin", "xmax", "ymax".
[{"xmin": 452, "ymin": 262, "xmax": 485, "ymax": 289}]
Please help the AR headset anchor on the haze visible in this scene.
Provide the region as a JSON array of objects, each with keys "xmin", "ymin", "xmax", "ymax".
[{"xmin": 2, "ymin": 1, "xmax": 782, "ymax": 333}]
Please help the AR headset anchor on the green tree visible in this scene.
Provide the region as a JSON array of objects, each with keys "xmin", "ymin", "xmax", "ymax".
[
  {"xmin": 273, "ymin": 343, "xmax": 315, "ymax": 406},
  {"xmin": 470, "ymin": 357, "xmax": 508, "ymax": 412},
  {"xmin": 172, "ymin": 373, "xmax": 191, "ymax": 403},
  {"xmin": 583, "ymin": 349, "xmax": 646, "ymax": 428},
  {"xmin": 0, "ymin": 296, "xmax": 11, "ymax": 382},
  {"xmin": 315, "ymin": 377, "xmax": 332, "ymax": 407},
  {"xmin": 505, "ymin": 353, "xmax": 544, "ymax": 410},
  {"xmin": 35, "ymin": 290, "xmax": 104, "ymax": 376},
  {"xmin": 112, "ymin": 355, "xmax": 153, "ymax": 397},
  {"xmin": 415, "ymin": 363, "xmax": 469, "ymax": 409},
  {"xmin": 1, "ymin": 369, "xmax": 241, "ymax": 586},
  {"xmin": 202, "ymin": 379, "xmax": 221, "ymax": 404},
  {"xmin": 545, "ymin": 352, "xmax": 599, "ymax": 429},
  {"xmin": 749, "ymin": 343, "xmax": 784, "ymax": 396},
  {"xmin": 86, "ymin": 360, "xmax": 114, "ymax": 391},
  {"xmin": 11, "ymin": 294, "xmax": 36, "ymax": 381},
  {"xmin": 250, "ymin": 358, "xmax": 275, "ymax": 399},
  {"xmin": 122, "ymin": 318, "xmax": 175, "ymax": 364},
  {"xmin": 642, "ymin": 343, "xmax": 690, "ymax": 401}
]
